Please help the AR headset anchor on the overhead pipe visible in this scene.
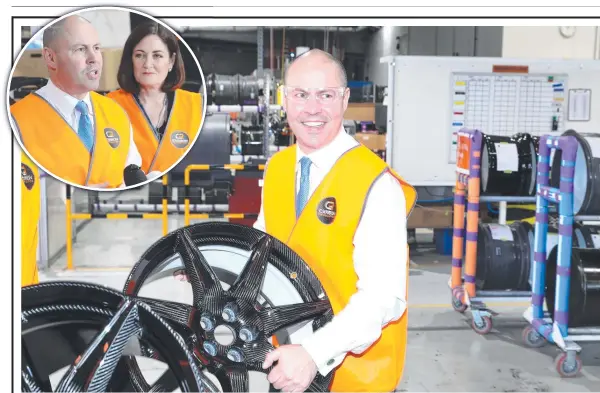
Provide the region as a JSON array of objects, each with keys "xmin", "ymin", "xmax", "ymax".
[
  {"xmin": 207, "ymin": 104, "xmax": 282, "ymax": 113},
  {"xmin": 594, "ymin": 26, "xmax": 600, "ymax": 59},
  {"xmin": 270, "ymin": 27, "xmax": 274, "ymax": 71},
  {"xmin": 179, "ymin": 26, "xmax": 369, "ymax": 33},
  {"xmin": 281, "ymin": 28, "xmax": 286, "ymax": 81}
]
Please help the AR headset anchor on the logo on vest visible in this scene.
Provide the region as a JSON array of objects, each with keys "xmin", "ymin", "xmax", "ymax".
[
  {"xmin": 21, "ymin": 163, "xmax": 35, "ymax": 190},
  {"xmin": 171, "ymin": 131, "xmax": 190, "ymax": 149},
  {"xmin": 104, "ymin": 128, "xmax": 120, "ymax": 148},
  {"xmin": 316, "ymin": 197, "xmax": 336, "ymax": 224}
]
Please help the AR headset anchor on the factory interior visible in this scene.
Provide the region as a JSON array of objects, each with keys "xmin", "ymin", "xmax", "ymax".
[{"xmin": 13, "ymin": 14, "xmax": 600, "ymax": 393}]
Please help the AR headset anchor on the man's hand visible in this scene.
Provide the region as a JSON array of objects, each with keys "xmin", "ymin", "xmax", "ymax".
[
  {"xmin": 173, "ymin": 269, "xmax": 189, "ymax": 281},
  {"xmin": 263, "ymin": 344, "xmax": 317, "ymax": 393},
  {"xmin": 147, "ymin": 170, "xmax": 162, "ymax": 180}
]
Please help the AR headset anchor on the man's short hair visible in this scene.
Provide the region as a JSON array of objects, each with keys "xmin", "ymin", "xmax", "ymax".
[
  {"xmin": 284, "ymin": 49, "xmax": 347, "ymax": 88},
  {"xmin": 42, "ymin": 15, "xmax": 92, "ymax": 49}
]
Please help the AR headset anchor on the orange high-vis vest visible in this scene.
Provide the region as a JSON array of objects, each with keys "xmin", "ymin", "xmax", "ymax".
[
  {"xmin": 263, "ymin": 144, "xmax": 417, "ymax": 392},
  {"xmin": 21, "ymin": 150, "xmax": 40, "ymax": 287},
  {"xmin": 11, "ymin": 92, "xmax": 131, "ymax": 188},
  {"xmin": 107, "ymin": 88, "xmax": 203, "ymax": 173}
]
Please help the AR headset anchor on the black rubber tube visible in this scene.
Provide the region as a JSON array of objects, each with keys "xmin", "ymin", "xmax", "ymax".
[
  {"xmin": 550, "ymin": 130, "xmax": 600, "ymax": 216},
  {"xmin": 475, "ymin": 221, "xmax": 531, "ymax": 291},
  {"xmin": 480, "ymin": 133, "xmax": 538, "ymax": 196},
  {"xmin": 545, "ymin": 247, "xmax": 600, "ymax": 328}
]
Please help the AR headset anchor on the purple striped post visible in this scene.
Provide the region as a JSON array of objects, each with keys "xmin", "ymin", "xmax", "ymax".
[{"xmin": 464, "ymin": 129, "xmax": 482, "ymax": 299}]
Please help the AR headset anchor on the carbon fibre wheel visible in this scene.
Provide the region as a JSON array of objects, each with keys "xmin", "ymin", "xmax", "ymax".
[
  {"xmin": 21, "ymin": 281, "xmax": 218, "ymax": 392},
  {"xmin": 122, "ymin": 222, "xmax": 334, "ymax": 392}
]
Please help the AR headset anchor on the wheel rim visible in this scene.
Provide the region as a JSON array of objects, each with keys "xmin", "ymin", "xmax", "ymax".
[
  {"xmin": 527, "ymin": 330, "xmax": 540, "ymax": 343},
  {"xmin": 559, "ymin": 354, "xmax": 580, "ymax": 376},
  {"xmin": 21, "ymin": 281, "xmax": 215, "ymax": 392},
  {"xmin": 473, "ymin": 317, "xmax": 491, "ymax": 332},
  {"xmin": 121, "ymin": 222, "xmax": 335, "ymax": 392}
]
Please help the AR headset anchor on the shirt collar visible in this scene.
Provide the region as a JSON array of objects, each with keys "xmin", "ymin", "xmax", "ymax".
[
  {"xmin": 295, "ymin": 125, "xmax": 358, "ymax": 169},
  {"xmin": 42, "ymin": 79, "xmax": 93, "ymax": 119}
]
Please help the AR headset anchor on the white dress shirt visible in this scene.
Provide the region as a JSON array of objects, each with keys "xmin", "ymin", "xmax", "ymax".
[
  {"xmin": 254, "ymin": 128, "xmax": 408, "ymax": 376},
  {"xmin": 35, "ymin": 80, "xmax": 142, "ymax": 178}
]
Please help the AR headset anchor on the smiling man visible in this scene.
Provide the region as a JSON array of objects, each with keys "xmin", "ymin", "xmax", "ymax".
[
  {"xmin": 10, "ymin": 14, "xmax": 142, "ymax": 189},
  {"xmin": 254, "ymin": 49, "xmax": 417, "ymax": 392}
]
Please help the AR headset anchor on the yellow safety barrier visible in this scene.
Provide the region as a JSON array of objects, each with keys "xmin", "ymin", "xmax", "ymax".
[
  {"xmin": 183, "ymin": 164, "xmax": 265, "ymax": 226},
  {"xmin": 65, "ymin": 175, "xmax": 170, "ymax": 270}
]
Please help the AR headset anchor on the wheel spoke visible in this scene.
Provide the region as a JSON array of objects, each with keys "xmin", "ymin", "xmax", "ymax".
[
  {"xmin": 21, "ymin": 340, "xmax": 53, "ymax": 392},
  {"xmin": 175, "ymin": 228, "xmax": 224, "ymax": 308},
  {"xmin": 307, "ymin": 373, "xmax": 334, "ymax": 392},
  {"xmin": 215, "ymin": 365, "xmax": 250, "ymax": 392},
  {"xmin": 261, "ymin": 300, "xmax": 330, "ymax": 336},
  {"xmin": 229, "ymin": 235, "xmax": 273, "ymax": 304},
  {"xmin": 136, "ymin": 296, "xmax": 195, "ymax": 331},
  {"xmin": 148, "ymin": 369, "xmax": 180, "ymax": 392},
  {"xmin": 55, "ymin": 299, "xmax": 142, "ymax": 392},
  {"xmin": 243, "ymin": 340, "xmax": 275, "ymax": 365}
]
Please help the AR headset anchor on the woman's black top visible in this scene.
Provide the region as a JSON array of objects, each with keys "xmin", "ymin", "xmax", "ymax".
[{"xmin": 133, "ymin": 90, "xmax": 176, "ymax": 141}]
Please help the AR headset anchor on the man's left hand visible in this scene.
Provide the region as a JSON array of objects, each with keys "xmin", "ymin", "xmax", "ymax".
[{"xmin": 263, "ymin": 344, "xmax": 317, "ymax": 393}]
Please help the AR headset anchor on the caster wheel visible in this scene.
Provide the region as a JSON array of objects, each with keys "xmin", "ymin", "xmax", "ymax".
[
  {"xmin": 522, "ymin": 325, "xmax": 546, "ymax": 348},
  {"xmin": 554, "ymin": 352, "xmax": 582, "ymax": 378},
  {"xmin": 471, "ymin": 316, "xmax": 493, "ymax": 334},
  {"xmin": 452, "ymin": 296, "xmax": 468, "ymax": 313}
]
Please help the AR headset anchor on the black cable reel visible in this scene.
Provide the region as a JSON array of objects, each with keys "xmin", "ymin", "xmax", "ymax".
[{"xmin": 22, "ymin": 222, "xmax": 336, "ymax": 392}]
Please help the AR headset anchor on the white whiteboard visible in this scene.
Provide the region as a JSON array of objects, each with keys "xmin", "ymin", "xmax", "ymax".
[
  {"xmin": 449, "ymin": 73, "xmax": 568, "ymax": 164},
  {"xmin": 381, "ymin": 56, "xmax": 600, "ymax": 186}
]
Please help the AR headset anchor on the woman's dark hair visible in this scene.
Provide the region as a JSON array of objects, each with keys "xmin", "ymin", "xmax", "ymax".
[{"xmin": 117, "ymin": 21, "xmax": 186, "ymax": 93}]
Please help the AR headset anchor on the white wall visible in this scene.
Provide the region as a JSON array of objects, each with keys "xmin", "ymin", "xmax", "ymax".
[
  {"xmin": 385, "ymin": 56, "xmax": 600, "ymax": 186},
  {"xmin": 79, "ymin": 9, "xmax": 132, "ymax": 48},
  {"xmin": 502, "ymin": 26, "xmax": 600, "ymax": 60}
]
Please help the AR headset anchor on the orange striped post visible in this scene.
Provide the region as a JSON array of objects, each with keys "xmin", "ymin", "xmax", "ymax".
[
  {"xmin": 451, "ymin": 181, "xmax": 466, "ymax": 289},
  {"xmin": 451, "ymin": 129, "xmax": 483, "ymax": 308}
]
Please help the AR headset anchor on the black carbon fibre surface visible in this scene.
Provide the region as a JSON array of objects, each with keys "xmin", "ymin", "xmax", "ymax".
[
  {"xmin": 21, "ymin": 281, "xmax": 214, "ymax": 392},
  {"xmin": 55, "ymin": 300, "xmax": 141, "ymax": 392},
  {"xmin": 228, "ymin": 235, "xmax": 273, "ymax": 305},
  {"xmin": 124, "ymin": 223, "xmax": 328, "ymax": 305},
  {"xmin": 122, "ymin": 222, "xmax": 335, "ymax": 392}
]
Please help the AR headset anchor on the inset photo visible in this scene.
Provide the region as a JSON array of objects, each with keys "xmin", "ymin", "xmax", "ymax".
[{"xmin": 8, "ymin": 6, "xmax": 206, "ymax": 191}]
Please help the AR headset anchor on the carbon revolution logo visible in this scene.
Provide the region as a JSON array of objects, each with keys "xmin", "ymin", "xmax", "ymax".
[
  {"xmin": 171, "ymin": 131, "xmax": 190, "ymax": 149},
  {"xmin": 104, "ymin": 128, "xmax": 120, "ymax": 148},
  {"xmin": 21, "ymin": 163, "xmax": 35, "ymax": 190},
  {"xmin": 316, "ymin": 197, "xmax": 337, "ymax": 224}
]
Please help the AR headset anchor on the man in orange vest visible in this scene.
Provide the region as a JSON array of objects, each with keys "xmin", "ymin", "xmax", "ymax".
[
  {"xmin": 256, "ymin": 49, "xmax": 417, "ymax": 392},
  {"xmin": 21, "ymin": 150, "xmax": 41, "ymax": 287},
  {"xmin": 10, "ymin": 15, "xmax": 143, "ymax": 189}
]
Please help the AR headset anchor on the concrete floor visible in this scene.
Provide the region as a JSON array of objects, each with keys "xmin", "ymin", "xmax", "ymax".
[{"xmin": 36, "ymin": 217, "xmax": 600, "ymax": 392}]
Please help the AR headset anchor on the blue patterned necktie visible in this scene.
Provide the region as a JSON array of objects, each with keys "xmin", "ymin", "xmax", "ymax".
[
  {"xmin": 75, "ymin": 100, "xmax": 94, "ymax": 151},
  {"xmin": 296, "ymin": 156, "xmax": 312, "ymax": 218}
]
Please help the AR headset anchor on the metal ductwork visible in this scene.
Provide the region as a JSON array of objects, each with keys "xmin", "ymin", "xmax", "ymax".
[{"xmin": 206, "ymin": 73, "xmax": 280, "ymax": 106}]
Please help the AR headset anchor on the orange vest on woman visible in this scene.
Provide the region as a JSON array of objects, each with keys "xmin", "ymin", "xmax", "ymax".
[
  {"xmin": 107, "ymin": 89, "xmax": 203, "ymax": 173},
  {"xmin": 11, "ymin": 92, "xmax": 131, "ymax": 188},
  {"xmin": 263, "ymin": 144, "xmax": 417, "ymax": 392},
  {"xmin": 21, "ymin": 151, "xmax": 40, "ymax": 287}
]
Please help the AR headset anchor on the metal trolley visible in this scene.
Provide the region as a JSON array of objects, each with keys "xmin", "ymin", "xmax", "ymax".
[{"xmin": 521, "ymin": 133, "xmax": 600, "ymax": 378}]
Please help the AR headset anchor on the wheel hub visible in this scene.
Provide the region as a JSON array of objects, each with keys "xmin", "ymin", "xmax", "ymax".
[
  {"xmin": 121, "ymin": 223, "xmax": 336, "ymax": 392},
  {"xmin": 193, "ymin": 294, "xmax": 270, "ymax": 368}
]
